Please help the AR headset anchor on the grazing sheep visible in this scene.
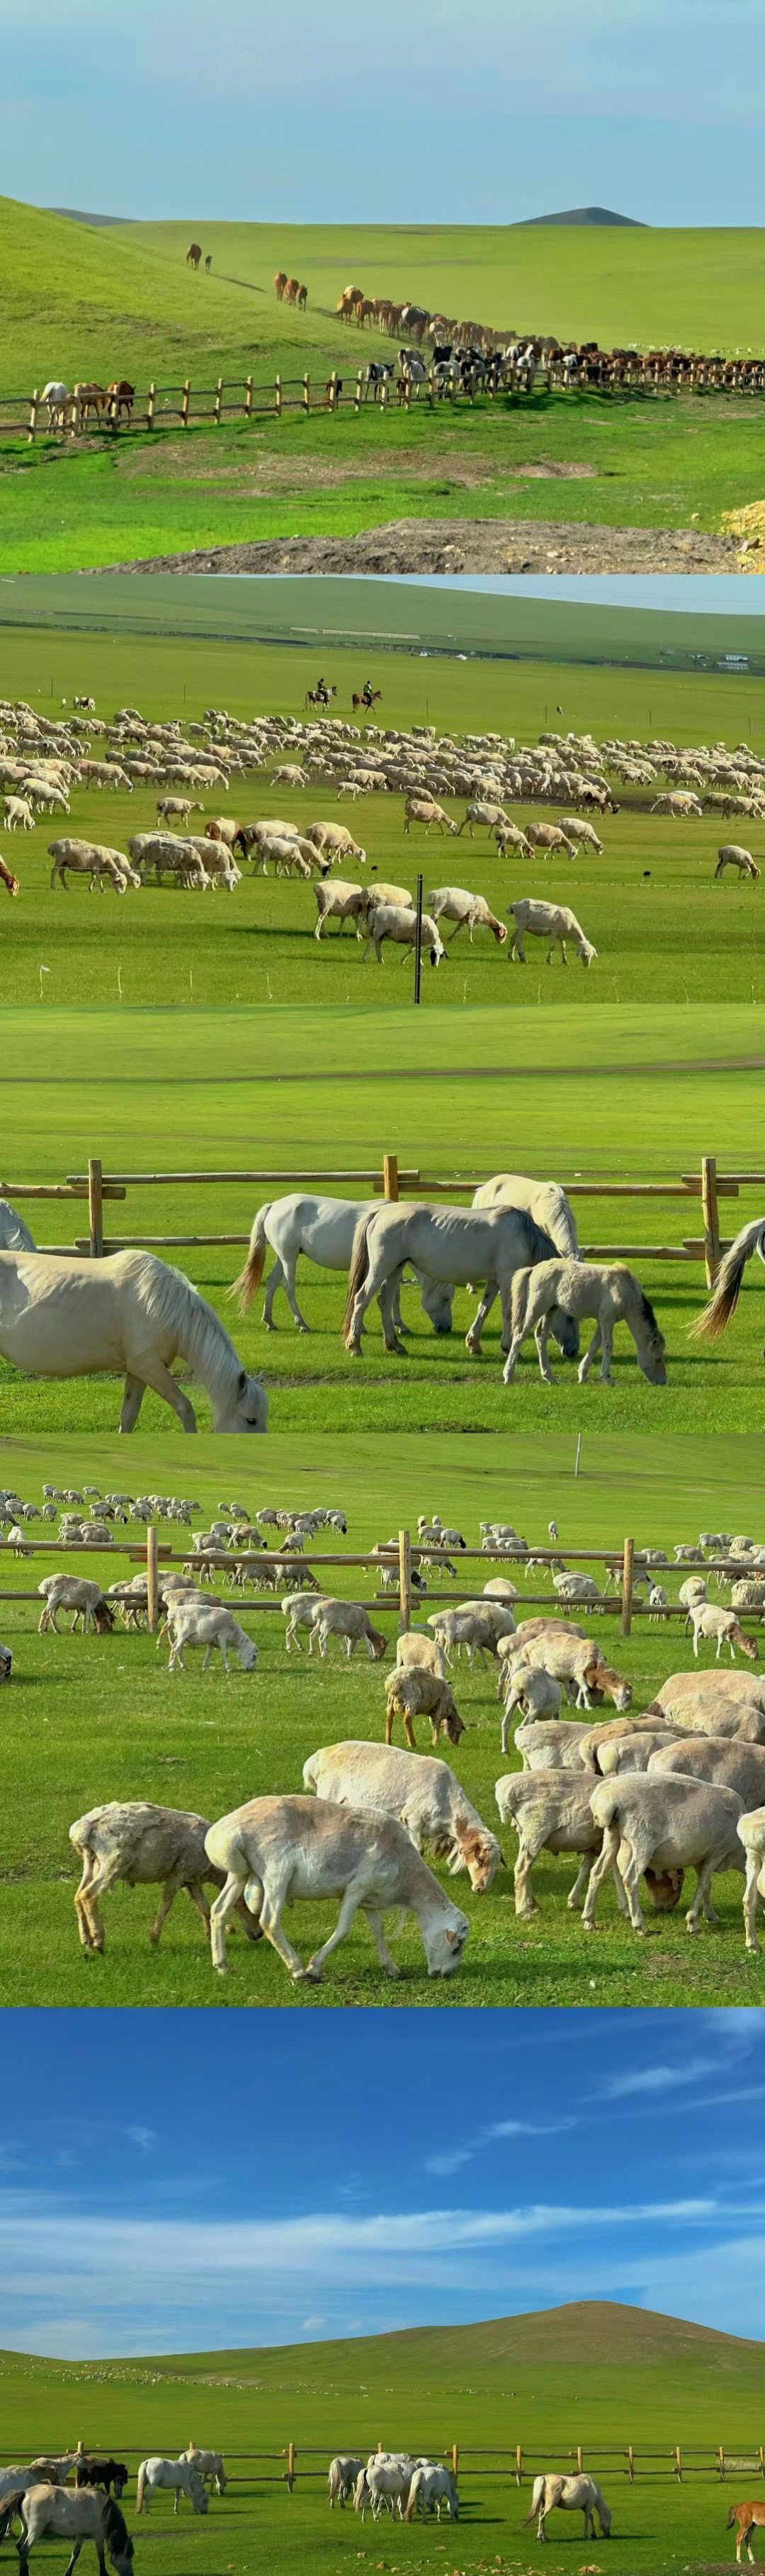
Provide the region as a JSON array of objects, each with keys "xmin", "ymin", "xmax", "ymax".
[
  {"xmin": 37, "ymin": 1576, "xmax": 115, "ymax": 1636},
  {"xmin": 646, "ymin": 1670, "xmax": 765, "ymax": 1734},
  {"xmin": 509, "ymin": 1628, "xmax": 633, "ymax": 1714},
  {"xmin": 514, "ymin": 1715, "xmax": 594, "ymax": 1770},
  {"xmin": 494, "ymin": 1770, "xmax": 628, "ymax": 1920},
  {"xmin": 583, "ymin": 1775, "xmax": 745, "ymax": 1934},
  {"xmin": 648, "ymin": 1738, "xmax": 765, "ymax": 1807},
  {"xmin": 594, "ymin": 1728, "xmax": 687, "ymax": 1774},
  {"xmin": 385, "ymin": 1665, "xmax": 465, "ymax": 1750},
  {"xmin": 166, "ymin": 1604, "xmax": 259, "ymax": 1674},
  {"xmin": 310, "ymin": 1599, "xmax": 387, "ymax": 1661},
  {"xmin": 715, "ymin": 845, "xmax": 761, "ymax": 881},
  {"xmin": 501, "ymin": 1666, "xmax": 564, "ymax": 1748},
  {"xmin": 690, "ymin": 1604, "xmax": 759, "ymax": 1663},
  {"xmin": 427, "ymin": 887, "xmax": 507, "ymax": 945},
  {"xmin": 49, "ymin": 839, "xmax": 139, "ymax": 892},
  {"xmin": 552, "ymin": 1571, "xmax": 606, "ymax": 1611},
  {"xmin": 403, "ymin": 798, "xmax": 457, "ymax": 836},
  {"xmin": 3, "ymin": 796, "xmax": 34, "ymax": 830},
  {"xmin": 302, "ymin": 1740, "xmax": 504, "ymax": 1891},
  {"xmin": 282, "ymin": 1591, "xmax": 329, "ymax": 1652},
  {"xmin": 395, "ymin": 1629, "xmax": 446, "ymax": 1680},
  {"xmin": 313, "ymin": 879, "xmax": 368, "ymax": 937},
  {"xmin": 203, "ymin": 1794, "xmax": 470, "ymax": 1979},
  {"xmin": 362, "ymin": 899, "xmax": 446, "ymax": 965},
  {"xmin": 507, "ymin": 899, "xmax": 597, "ymax": 967},
  {"xmin": 69, "ymin": 1800, "xmax": 261, "ymax": 1952},
  {"xmin": 426, "ymin": 1606, "xmax": 500, "ymax": 1667}
]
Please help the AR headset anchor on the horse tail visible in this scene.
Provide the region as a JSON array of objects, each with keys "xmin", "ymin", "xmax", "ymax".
[
  {"xmin": 344, "ymin": 1210, "xmax": 374, "ymax": 1344},
  {"xmin": 523, "ymin": 2477, "xmax": 545, "ymax": 2526},
  {"xmin": 690, "ymin": 1218, "xmax": 765, "ymax": 1340},
  {"xmin": 232, "ymin": 1205, "xmax": 271, "ymax": 1310},
  {"xmin": 135, "ymin": 2465, "xmax": 146, "ymax": 2515},
  {"xmin": 404, "ymin": 2470, "xmax": 421, "ymax": 2522},
  {"xmin": 726, "ymin": 2506, "xmax": 738, "ymax": 2531}
]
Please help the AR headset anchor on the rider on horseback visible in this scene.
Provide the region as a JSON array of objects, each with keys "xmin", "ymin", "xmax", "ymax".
[
  {"xmin": 361, "ymin": 680, "xmax": 375, "ymax": 708},
  {"xmin": 316, "ymin": 676, "xmax": 329, "ymax": 705}
]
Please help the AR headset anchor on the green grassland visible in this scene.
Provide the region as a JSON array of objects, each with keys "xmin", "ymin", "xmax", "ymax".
[
  {"xmin": 4, "ymin": 1001, "xmax": 765, "ymax": 1435},
  {"xmin": 3, "ymin": 2303, "xmax": 764, "ymax": 2576},
  {"xmin": 1, "ymin": 1429, "xmax": 765, "ymax": 2010},
  {"xmin": 4, "ymin": 628, "xmax": 765, "ymax": 1013},
  {"xmin": 1, "ymin": 2302, "xmax": 763, "ymax": 2576},
  {"xmin": 4, "ymin": 201, "xmax": 765, "ymax": 566}
]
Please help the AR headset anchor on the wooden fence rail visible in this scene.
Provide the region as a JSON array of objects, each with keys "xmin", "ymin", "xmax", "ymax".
[
  {"xmin": 1, "ymin": 1152, "xmax": 758, "ymax": 1285},
  {"xmin": 26, "ymin": 2440, "xmax": 765, "ymax": 2490}
]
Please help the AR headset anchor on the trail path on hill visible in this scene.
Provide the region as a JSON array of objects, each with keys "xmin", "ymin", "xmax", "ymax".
[{"xmin": 101, "ymin": 514, "xmax": 744, "ymax": 574}]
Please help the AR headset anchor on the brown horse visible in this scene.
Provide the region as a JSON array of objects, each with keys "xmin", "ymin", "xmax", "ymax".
[
  {"xmin": 0, "ymin": 854, "xmax": 20, "ymax": 896},
  {"xmin": 296, "ymin": 283, "xmax": 307, "ymax": 310},
  {"xmin": 727, "ymin": 2501, "xmax": 765, "ymax": 2563},
  {"xmin": 107, "ymin": 381, "xmax": 135, "ymax": 422},
  {"xmin": 283, "ymin": 278, "xmax": 300, "ymax": 305},
  {"xmin": 352, "ymin": 690, "xmax": 382, "ymax": 713},
  {"xmin": 186, "ymin": 242, "xmax": 202, "ymax": 269},
  {"xmin": 274, "ymin": 271, "xmax": 288, "ymax": 299},
  {"xmin": 74, "ymin": 383, "xmax": 108, "ymax": 422}
]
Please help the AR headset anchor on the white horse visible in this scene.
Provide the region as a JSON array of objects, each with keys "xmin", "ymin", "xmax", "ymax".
[
  {"xmin": 405, "ymin": 2465, "xmax": 459, "ymax": 2521},
  {"xmin": 41, "ymin": 381, "xmax": 71, "ymax": 430},
  {"xmin": 136, "ymin": 2460, "xmax": 208, "ymax": 2516},
  {"xmin": 343, "ymin": 1202, "xmax": 579, "ymax": 1364},
  {"xmin": 180, "ymin": 2449, "xmax": 226, "ymax": 2495},
  {"xmin": 0, "ymin": 1251, "xmax": 268, "ymax": 1433},
  {"xmin": 692, "ymin": 1217, "xmax": 765, "ymax": 1349},
  {"xmin": 523, "ymin": 2472, "xmax": 611, "ymax": 2543},
  {"xmin": 0, "ymin": 1200, "xmax": 36, "ymax": 1253},
  {"xmin": 0, "ymin": 2460, "xmax": 80, "ymax": 2508},
  {"xmin": 470, "ymin": 1172, "xmax": 580, "ymax": 1354},
  {"xmin": 504, "ymin": 1256, "xmax": 668, "ymax": 1388},
  {"xmin": 234, "ymin": 1193, "xmax": 453, "ymax": 1334},
  {"xmin": 2, "ymin": 2484, "xmax": 134, "ymax": 2576}
]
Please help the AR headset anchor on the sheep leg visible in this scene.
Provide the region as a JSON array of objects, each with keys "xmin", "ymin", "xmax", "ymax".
[
  {"xmin": 74, "ymin": 1850, "xmax": 101, "ymax": 1950},
  {"xmin": 581, "ymin": 1821, "xmax": 623, "ymax": 1928},
  {"xmin": 363, "ymin": 1906, "xmax": 401, "ymax": 1976},
  {"xmin": 514, "ymin": 1835, "xmax": 541, "ymax": 1918},
  {"xmin": 209, "ymin": 1869, "xmax": 249, "ymax": 1972},
  {"xmin": 686, "ymin": 1854, "xmax": 719, "ymax": 1935},
  {"xmin": 743, "ymin": 1857, "xmax": 761, "ymax": 1952},
  {"xmin": 79, "ymin": 1854, "xmax": 123, "ymax": 1953},
  {"xmin": 149, "ymin": 1880, "xmax": 181, "ymax": 1946},
  {"xmin": 567, "ymin": 1852, "xmax": 594, "ymax": 1911},
  {"xmin": 304, "ymin": 1879, "xmax": 366, "ymax": 1980}
]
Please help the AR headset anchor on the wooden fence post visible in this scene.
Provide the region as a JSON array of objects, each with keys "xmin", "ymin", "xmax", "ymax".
[
  {"xmin": 759, "ymin": 2446, "xmax": 765, "ymax": 2480},
  {"xmin": 287, "ymin": 2443, "xmax": 295, "ymax": 2492},
  {"xmin": 275, "ymin": 375, "xmax": 282, "ymax": 418},
  {"xmin": 88, "ymin": 1158, "xmax": 103, "ymax": 1258},
  {"xmin": 355, "ymin": 370, "xmax": 363, "ymax": 411},
  {"xmin": 399, "ymin": 1528, "xmax": 412, "ymax": 1633},
  {"xmin": 621, "ymin": 1536, "xmax": 634, "ymax": 1636},
  {"xmin": 718, "ymin": 2447, "xmax": 725, "ymax": 2479},
  {"xmin": 628, "ymin": 2446, "xmax": 635, "ymax": 2483},
  {"xmin": 328, "ymin": 370, "xmax": 337, "ymax": 412},
  {"xmin": 181, "ymin": 380, "xmax": 191, "ymax": 427},
  {"xmin": 302, "ymin": 373, "xmax": 310, "ymax": 414},
  {"xmin": 28, "ymin": 390, "xmax": 39, "ymax": 444},
  {"xmin": 577, "ymin": 2446, "xmax": 584, "ymax": 2473},
  {"xmin": 146, "ymin": 1526, "xmax": 158, "ymax": 1635},
  {"xmin": 674, "ymin": 2447, "xmax": 683, "ymax": 2482},
  {"xmin": 214, "ymin": 378, "xmax": 223, "ymax": 425},
  {"xmin": 244, "ymin": 376, "xmax": 253, "ymax": 420},
  {"xmin": 516, "ymin": 2445, "xmax": 523, "ymax": 2486},
  {"xmin": 701, "ymin": 1154, "xmax": 721, "ymax": 1288},
  {"xmin": 452, "ymin": 2443, "xmax": 459, "ymax": 2480},
  {"xmin": 147, "ymin": 383, "xmax": 156, "ymax": 429},
  {"xmin": 383, "ymin": 1153, "xmax": 400, "ymax": 1200}
]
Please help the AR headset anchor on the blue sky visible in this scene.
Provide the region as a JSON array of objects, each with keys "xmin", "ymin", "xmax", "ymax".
[
  {"xmin": 1, "ymin": 2009, "xmax": 764, "ymax": 2361},
  {"xmin": 4, "ymin": 0, "xmax": 765, "ymax": 225},
  {"xmin": 387, "ymin": 578, "xmax": 765, "ymax": 616}
]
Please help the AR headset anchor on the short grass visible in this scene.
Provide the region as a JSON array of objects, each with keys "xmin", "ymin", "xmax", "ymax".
[
  {"xmin": 1, "ymin": 1429, "xmax": 764, "ymax": 2010},
  {"xmin": 5, "ymin": 201, "xmax": 765, "ymax": 566},
  {"xmin": 1, "ymin": 2302, "xmax": 763, "ymax": 2576},
  {"xmin": 4, "ymin": 1001, "xmax": 765, "ymax": 1436},
  {"xmin": 4, "ymin": 629, "xmax": 765, "ymax": 1011}
]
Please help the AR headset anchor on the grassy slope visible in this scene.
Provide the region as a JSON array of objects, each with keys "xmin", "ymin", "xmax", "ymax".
[
  {"xmin": 1, "ymin": 2304, "xmax": 764, "ymax": 2576},
  {"xmin": 4, "ymin": 203, "xmax": 765, "ymax": 566},
  {"xmin": 4, "ymin": 630, "xmax": 765, "ymax": 1013},
  {"xmin": 4, "ymin": 1001, "xmax": 765, "ymax": 1433},
  {"xmin": 2, "ymin": 1430, "xmax": 765, "ymax": 2011}
]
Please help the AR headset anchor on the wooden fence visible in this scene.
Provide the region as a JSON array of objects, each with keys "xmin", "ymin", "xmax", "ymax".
[
  {"xmin": 0, "ymin": 1528, "xmax": 758, "ymax": 1641},
  {"xmin": 20, "ymin": 2440, "xmax": 765, "ymax": 2492},
  {"xmin": 2, "ymin": 1152, "xmax": 761, "ymax": 1285}
]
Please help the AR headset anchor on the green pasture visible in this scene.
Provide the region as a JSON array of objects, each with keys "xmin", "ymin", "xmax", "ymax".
[
  {"xmin": 4, "ymin": 1001, "xmax": 765, "ymax": 1436},
  {"xmin": 4, "ymin": 629, "xmax": 765, "ymax": 1011},
  {"xmin": 2, "ymin": 2303, "xmax": 764, "ymax": 2576},
  {"xmin": 5, "ymin": 201, "xmax": 765, "ymax": 565},
  {"xmin": 1, "ymin": 1429, "xmax": 764, "ymax": 2010},
  {"xmin": 1, "ymin": 2302, "xmax": 763, "ymax": 2576}
]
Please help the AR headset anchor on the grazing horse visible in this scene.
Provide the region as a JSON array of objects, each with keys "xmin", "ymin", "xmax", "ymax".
[
  {"xmin": 41, "ymin": 380, "xmax": 70, "ymax": 430},
  {"xmin": 504, "ymin": 1257, "xmax": 668, "ymax": 1388},
  {"xmin": 186, "ymin": 242, "xmax": 203, "ymax": 269},
  {"xmin": 692, "ymin": 1219, "xmax": 765, "ymax": 1350},
  {"xmin": 234, "ymin": 1191, "xmax": 454, "ymax": 1336},
  {"xmin": 727, "ymin": 2499, "xmax": 765, "ymax": 2562},
  {"xmin": 0, "ymin": 855, "xmax": 20, "ymax": 896},
  {"xmin": 106, "ymin": 383, "xmax": 135, "ymax": 422},
  {"xmin": 352, "ymin": 690, "xmax": 382, "ymax": 712},
  {"xmin": 136, "ymin": 2460, "xmax": 208, "ymax": 2517},
  {"xmin": 180, "ymin": 2450, "xmax": 226, "ymax": 2495},
  {"xmin": 1, "ymin": 2485, "xmax": 135, "ymax": 2576},
  {"xmin": 283, "ymin": 277, "xmax": 300, "ymax": 305},
  {"xmin": 0, "ymin": 2461, "xmax": 80, "ymax": 2509},
  {"xmin": 523, "ymin": 2473, "xmax": 611, "ymax": 2543},
  {"xmin": 0, "ymin": 1249, "xmax": 268, "ymax": 1434},
  {"xmin": 76, "ymin": 2465, "xmax": 129, "ymax": 2503},
  {"xmin": 74, "ymin": 384, "xmax": 108, "ymax": 424},
  {"xmin": 343, "ymin": 1202, "xmax": 578, "ymax": 1366}
]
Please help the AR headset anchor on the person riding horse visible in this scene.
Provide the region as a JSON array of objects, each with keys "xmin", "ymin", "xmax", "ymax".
[
  {"xmin": 315, "ymin": 677, "xmax": 329, "ymax": 706},
  {"xmin": 361, "ymin": 681, "xmax": 375, "ymax": 707}
]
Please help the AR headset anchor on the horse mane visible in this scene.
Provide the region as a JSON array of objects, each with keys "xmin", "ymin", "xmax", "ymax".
[
  {"xmin": 639, "ymin": 1288, "xmax": 665, "ymax": 1350},
  {"xmin": 131, "ymin": 1254, "xmax": 242, "ymax": 1403},
  {"xmin": 521, "ymin": 1214, "xmax": 558, "ymax": 1266},
  {"xmin": 103, "ymin": 2496, "xmax": 130, "ymax": 2556}
]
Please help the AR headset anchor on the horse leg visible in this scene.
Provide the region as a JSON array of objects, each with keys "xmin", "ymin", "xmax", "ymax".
[
  {"xmin": 281, "ymin": 1252, "xmax": 310, "ymax": 1332},
  {"xmin": 577, "ymin": 1322, "xmax": 602, "ymax": 1384},
  {"xmin": 261, "ymin": 1256, "xmax": 285, "ymax": 1328},
  {"xmin": 125, "ymin": 1354, "xmax": 198, "ymax": 1430},
  {"xmin": 465, "ymin": 1281, "xmax": 497, "ymax": 1354},
  {"xmin": 120, "ymin": 1372, "xmax": 147, "ymax": 1431}
]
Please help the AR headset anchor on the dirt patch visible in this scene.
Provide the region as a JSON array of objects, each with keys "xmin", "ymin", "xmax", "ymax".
[
  {"xmin": 99, "ymin": 513, "xmax": 744, "ymax": 575},
  {"xmin": 118, "ymin": 440, "xmax": 596, "ymax": 493}
]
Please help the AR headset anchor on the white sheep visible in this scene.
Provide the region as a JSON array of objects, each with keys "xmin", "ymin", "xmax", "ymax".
[
  {"xmin": 37, "ymin": 1575, "xmax": 115, "ymax": 1636},
  {"xmin": 69, "ymin": 1799, "xmax": 262, "ymax": 1952},
  {"xmin": 507, "ymin": 899, "xmax": 597, "ymax": 967},
  {"xmin": 302, "ymin": 1740, "xmax": 504, "ymax": 1892},
  {"xmin": 738, "ymin": 1806, "xmax": 765, "ymax": 1951},
  {"xmin": 689, "ymin": 1604, "xmax": 759, "ymax": 1663},
  {"xmin": 166, "ymin": 1604, "xmax": 259, "ymax": 1673},
  {"xmin": 203, "ymin": 1794, "xmax": 470, "ymax": 1980},
  {"xmin": 584, "ymin": 1774, "xmax": 744, "ymax": 1935},
  {"xmin": 427, "ymin": 886, "xmax": 507, "ymax": 945},
  {"xmin": 310, "ymin": 1599, "xmax": 387, "ymax": 1660}
]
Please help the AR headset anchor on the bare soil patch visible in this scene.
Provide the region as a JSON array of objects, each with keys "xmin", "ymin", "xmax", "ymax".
[
  {"xmin": 100, "ymin": 512, "xmax": 743, "ymax": 575},
  {"xmin": 117, "ymin": 439, "xmax": 597, "ymax": 492}
]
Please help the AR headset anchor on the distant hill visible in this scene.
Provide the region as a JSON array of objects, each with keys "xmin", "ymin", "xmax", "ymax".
[
  {"xmin": 518, "ymin": 206, "xmax": 647, "ymax": 227},
  {"xmin": 47, "ymin": 209, "xmax": 129, "ymax": 227}
]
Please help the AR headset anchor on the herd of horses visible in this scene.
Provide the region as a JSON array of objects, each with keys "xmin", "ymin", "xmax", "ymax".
[{"xmin": 40, "ymin": 381, "xmax": 135, "ymax": 432}]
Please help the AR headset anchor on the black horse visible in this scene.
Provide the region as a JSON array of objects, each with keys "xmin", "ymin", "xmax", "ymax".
[{"xmin": 75, "ymin": 2461, "xmax": 129, "ymax": 2501}]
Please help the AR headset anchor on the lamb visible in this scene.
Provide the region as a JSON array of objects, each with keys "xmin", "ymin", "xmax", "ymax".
[
  {"xmin": 395, "ymin": 1629, "xmax": 447, "ymax": 1680},
  {"xmin": 690, "ymin": 1604, "xmax": 759, "ymax": 1662},
  {"xmin": 302, "ymin": 1740, "xmax": 504, "ymax": 1891},
  {"xmin": 508, "ymin": 1629, "xmax": 633, "ymax": 1713},
  {"xmin": 282, "ymin": 1591, "xmax": 329, "ymax": 1651},
  {"xmin": 506, "ymin": 899, "xmax": 597, "ymax": 966},
  {"xmin": 313, "ymin": 879, "xmax": 367, "ymax": 938},
  {"xmin": 494, "ymin": 1770, "xmax": 628, "ymax": 1920},
  {"xmin": 362, "ymin": 899, "xmax": 446, "ymax": 965},
  {"xmin": 2, "ymin": 796, "xmax": 34, "ymax": 829},
  {"xmin": 501, "ymin": 1666, "xmax": 564, "ymax": 1748},
  {"xmin": 427, "ymin": 886, "xmax": 507, "ymax": 944},
  {"xmin": 738, "ymin": 1807, "xmax": 765, "ymax": 1951},
  {"xmin": 310, "ymin": 1599, "xmax": 387, "ymax": 1660},
  {"xmin": 37, "ymin": 1576, "xmax": 115, "ymax": 1636},
  {"xmin": 583, "ymin": 1775, "xmax": 745, "ymax": 1934},
  {"xmin": 384, "ymin": 1665, "xmax": 465, "ymax": 1750},
  {"xmin": 166, "ymin": 1604, "xmax": 259, "ymax": 1673},
  {"xmin": 69, "ymin": 1799, "xmax": 262, "ymax": 1952},
  {"xmin": 715, "ymin": 844, "xmax": 761, "ymax": 881},
  {"xmin": 203, "ymin": 1794, "xmax": 470, "ymax": 1979}
]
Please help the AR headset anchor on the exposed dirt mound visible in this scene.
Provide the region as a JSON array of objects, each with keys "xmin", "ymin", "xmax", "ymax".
[{"xmin": 98, "ymin": 514, "xmax": 743, "ymax": 575}]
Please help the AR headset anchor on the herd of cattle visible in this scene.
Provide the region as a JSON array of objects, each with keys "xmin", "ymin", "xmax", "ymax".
[
  {"xmin": 3, "ymin": 1485, "xmax": 765, "ymax": 1978},
  {"xmin": 2, "ymin": 694, "xmax": 761, "ymax": 940}
]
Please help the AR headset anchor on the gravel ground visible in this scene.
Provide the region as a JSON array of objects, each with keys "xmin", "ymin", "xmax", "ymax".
[{"xmin": 97, "ymin": 514, "xmax": 744, "ymax": 575}]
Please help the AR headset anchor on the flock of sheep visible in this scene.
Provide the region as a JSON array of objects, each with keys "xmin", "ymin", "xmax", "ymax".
[
  {"xmin": 2, "ymin": 694, "xmax": 761, "ymax": 968},
  {"xmin": 4, "ymin": 1486, "xmax": 765, "ymax": 1981}
]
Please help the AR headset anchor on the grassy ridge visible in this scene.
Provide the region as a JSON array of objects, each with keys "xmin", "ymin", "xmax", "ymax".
[
  {"xmin": 1, "ymin": 1429, "xmax": 765, "ymax": 2010},
  {"xmin": 1, "ymin": 2304, "xmax": 764, "ymax": 2576}
]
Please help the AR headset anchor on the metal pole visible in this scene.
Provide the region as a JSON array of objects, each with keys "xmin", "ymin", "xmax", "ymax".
[{"xmin": 414, "ymin": 870, "xmax": 424, "ymax": 1005}]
